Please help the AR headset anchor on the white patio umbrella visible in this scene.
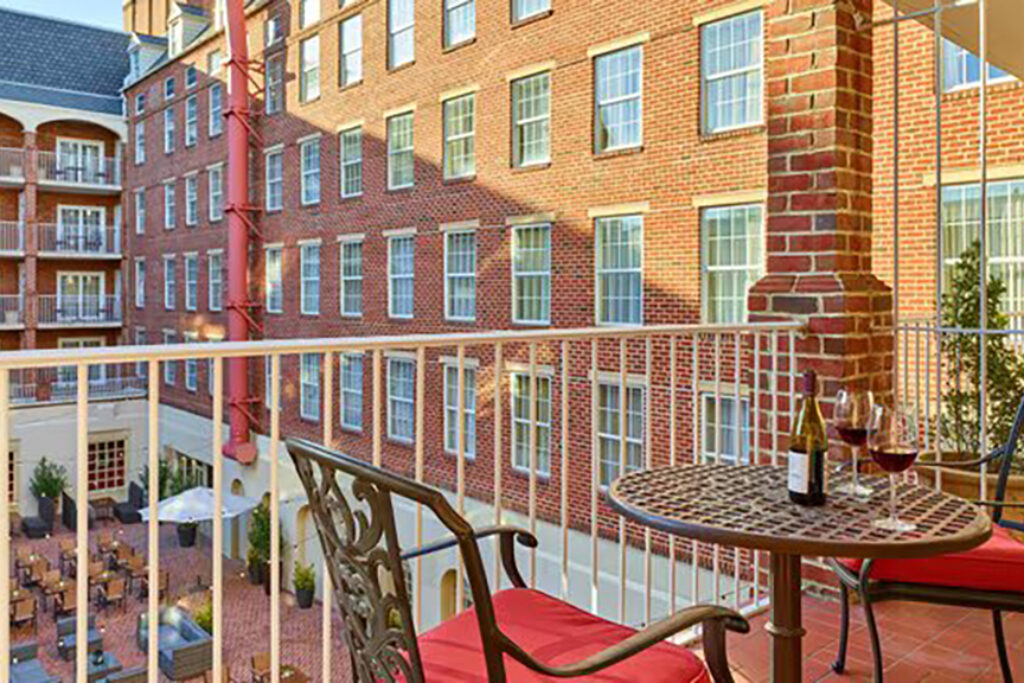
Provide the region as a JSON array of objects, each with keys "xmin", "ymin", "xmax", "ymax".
[{"xmin": 140, "ymin": 486, "xmax": 259, "ymax": 524}]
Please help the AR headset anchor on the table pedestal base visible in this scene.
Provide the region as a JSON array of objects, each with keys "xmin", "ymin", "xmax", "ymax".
[{"xmin": 768, "ymin": 552, "xmax": 805, "ymax": 682}]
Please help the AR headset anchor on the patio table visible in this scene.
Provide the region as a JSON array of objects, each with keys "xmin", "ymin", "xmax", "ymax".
[{"xmin": 607, "ymin": 463, "xmax": 991, "ymax": 683}]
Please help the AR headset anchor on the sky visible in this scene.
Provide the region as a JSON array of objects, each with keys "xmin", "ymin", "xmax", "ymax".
[{"xmin": 0, "ymin": 0, "xmax": 123, "ymax": 31}]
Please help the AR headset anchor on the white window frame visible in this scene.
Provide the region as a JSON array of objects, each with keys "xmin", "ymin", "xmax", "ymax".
[
  {"xmin": 163, "ymin": 108, "xmax": 175, "ymax": 154},
  {"xmin": 134, "ymin": 188, "xmax": 146, "ymax": 234},
  {"xmin": 265, "ymin": 245, "xmax": 283, "ymax": 313},
  {"xmin": 388, "ymin": 0, "xmax": 415, "ymax": 69},
  {"xmin": 163, "ymin": 331, "xmax": 176, "ymax": 385},
  {"xmin": 443, "ymin": 94, "xmax": 475, "ymax": 180},
  {"xmin": 300, "ymin": 241, "xmax": 321, "ymax": 315},
  {"xmin": 184, "ymin": 175, "xmax": 199, "ymax": 226},
  {"xmin": 339, "ymin": 14, "xmax": 363, "ymax": 87},
  {"xmin": 184, "ymin": 332, "xmax": 199, "ymax": 392},
  {"xmin": 185, "ymin": 95, "xmax": 198, "ymax": 147},
  {"xmin": 135, "ymin": 328, "xmax": 147, "ymax": 378},
  {"xmin": 134, "ymin": 258, "xmax": 146, "ymax": 309},
  {"xmin": 387, "ymin": 113, "xmax": 414, "ymax": 190},
  {"xmin": 511, "ymin": 223, "xmax": 551, "ymax": 325},
  {"xmin": 163, "ymin": 255, "xmax": 176, "ymax": 309},
  {"xmin": 208, "ymin": 164, "xmax": 224, "ymax": 221},
  {"xmin": 941, "ymin": 38, "xmax": 1015, "ymax": 93},
  {"xmin": 597, "ymin": 381, "xmax": 645, "ymax": 488},
  {"xmin": 164, "ymin": 77, "xmax": 175, "ymax": 100},
  {"xmin": 208, "ymin": 250, "xmax": 223, "ymax": 311},
  {"xmin": 339, "ymin": 127, "xmax": 363, "ymax": 198},
  {"xmin": 163, "ymin": 182, "xmax": 176, "ymax": 229},
  {"xmin": 594, "ymin": 46, "xmax": 643, "ymax": 153},
  {"xmin": 444, "ymin": 229, "xmax": 476, "ymax": 321},
  {"xmin": 300, "ymin": 35, "xmax": 321, "ymax": 103},
  {"xmin": 443, "ymin": 0, "xmax": 475, "ymax": 48},
  {"xmin": 299, "ymin": 353, "xmax": 321, "ymax": 421},
  {"xmin": 701, "ymin": 393, "xmax": 752, "ymax": 465},
  {"xmin": 134, "ymin": 122, "xmax": 146, "ymax": 165},
  {"xmin": 339, "ymin": 353, "xmax": 364, "ymax": 432},
  {"xmin": 265, "ymin": 54, "xmax": 284, "ymax": 115},
  {"xmin": 595, "ymin": 214, "xmax": 643, "ymax": 326},
  {"xmin": 388, "ymin": 234, "xmax": 414, "ymax": 318},
  {"xmin": 265, "ymin": 148, "xmax": 283, "ymax": 211},
  {"xmin": 700, "ymin": 203, "xmax": 765, "ymax": 324},
  {"xmin": 700, "ymin": 10, "xmax": 764, "ymax": 135},
  {"xmin": 386, "ymin": 356, "xmax": 415, "ymax": 443},
  {"xmin": 443, "ymin": 363, "xmax": 477, "ymax": 458},
  {"xmin": 340, "ymin": 239, "xmax": 363, "ymax": 317},
  {"xmin": 512, "ymin": 0, "xmax": 550, "ymax": 23},
  {"xmin": 185, "ymin": 65, "xmax": 198, "ymax": 90},
  {"xmin": 300, "ymin": 138, "xmax": 321, "ymax": 206},
  {"xmin": 299, "ymin": 0, "xmax": 320, "ymax": 29},
  {"xmin": 209, "ymin": 83, "xmax": 223, "ymax": 137},
  {"xmin": 511, "ymin": 72, "xmax": 551, "ymax": 168},
  {"xmin": 184, "ymin": 253, "xmax": 198, "ymax": 311},
  {"xmin": 510, "ymin": 372, "xmax": 552, "ymax": 476}
]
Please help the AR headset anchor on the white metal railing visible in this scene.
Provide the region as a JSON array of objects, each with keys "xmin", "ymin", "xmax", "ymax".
[
  {"xmin": 38, "ymin": 223, "xmax": 121, "ymax": 256},
  {"xmin": 0, "ymin": 295, "xmax": 22, "ymax": 327},
  {"xmin": 0, "ymin": 221, "xmax": 23, "ymax": 252},
  {"xmin": 0, "ymin": 321, "xmax": 801, "ymax": 682},
  {"xmin": 8, "ymin": 365, "xmax": 146, "ymax": 403},
  {"xmin": 37, "ymin": 150, "xmax": 120, "ymax": 187},
  {"xmin": 37, "ymin": 294, "xmax": 121, "ymax": 325},
  {"xmin": 0, "ymin": 147, "xmax": 25, "ymax": 179}
]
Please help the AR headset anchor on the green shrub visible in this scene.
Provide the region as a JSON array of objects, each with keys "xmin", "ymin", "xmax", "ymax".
[
  {"xmin": 293, "ymin": 561, "xmax": 315, "ymax": 593},
  {"xmin": 29, "ymin": 458, "xmax": 67, "ymax": 500},
  {"xmin": 193, "ymin": 598, "xmax": 213, "ymax": 636}
]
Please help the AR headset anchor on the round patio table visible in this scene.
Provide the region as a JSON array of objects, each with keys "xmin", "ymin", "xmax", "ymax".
[{"xmin": 606, "ymin": 463, "xmax": 991, "ymax": 683}]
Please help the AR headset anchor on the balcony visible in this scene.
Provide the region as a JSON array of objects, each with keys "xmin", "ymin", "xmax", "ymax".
[
  {"xmin": 0, "ymin": 295, "xmax": 23, "ymax": 330},
  {"xmin": 9, "ymin": 365, "xmax": 145, "ymax": 404},
  {"xmin": 37, "ymin": 294, "xmax": 121, "ymax": 328},
  {"xmin": 0, "ymin": 148, "xmax": 25, "ymax": 187},
  {"xmin": 36, "ymin": 151, "xmax": 121, "ymax": 194},
  {"xmin": 0, "ymin": 222, "xmax": 24, "ymax": 256},
  {"xmin": 37, "ymin": 223, "xmax": 121, "ymax": 259}
]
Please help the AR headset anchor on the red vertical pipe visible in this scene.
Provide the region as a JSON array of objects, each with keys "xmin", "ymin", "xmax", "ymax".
[{"xmin": 223, "ymin": 0, "xmax": 257, "ymax": 464}]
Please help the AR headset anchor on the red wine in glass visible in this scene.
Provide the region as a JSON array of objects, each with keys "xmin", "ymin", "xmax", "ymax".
[
  {"xmin": 867, "ymin": 404, "xmax": 919, "ymax": 533},
  {"xmin": 869, "ymin": 446, "xmax": 918, "ymax": 474},
  {"xmin": 836, "ymin": 426, "xmax": 868, "ymax": 448},
  {"xmin": 833, "ymin": 388, "xmax": 874, "ymax": 497}
]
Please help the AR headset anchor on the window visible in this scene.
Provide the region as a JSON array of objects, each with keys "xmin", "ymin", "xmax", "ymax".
[
  {"xmin": 265, "ymin": 149, "xmax": 283, "ymax": 210},
  {"xmin": 163, "ymin": 109, "xmax": 175, "ymax": 154},
  {"xmin": 443, "ymin": 365, "xmax": 476, "ymax": 456},
  {"xmin": 702, "ymin": 394, "xmax": 752, "ymax": 464},
  {"xmin": 389, "ymin": 235, "xmax": 414, "ymax": 318},
  {"xmin": 163, "ymin": 331, "xmax": 176, "ymax": 384},
  {"xmin": 163, "ymin": 257, "xmax": 176, "ymax": 309},
  {"xmin": 340, "ymin": 240, "xmax": 363, "ymax": 317},
  {"xmin": 169, "ymin": 21, "xmax": 183, "ymax": 56},
  {"xmin": 163, "ymin": 182, "xmax": 176, "ymax": 229},
  {"xmin": 701, "ymin": 10, "xmax": 763, "ymax": 134},
  {"xmin": 512, "ymin": 223, "xmax": 551, "ymax": 324},
  {"xmin": 300, "ymin": 138, "xmax": 321, "ymax": 205},
  {"xmin": 185, "ymin": 176, "xmax": 199, "ymax": 226},
  {"xmin": 265, "ymin": 14, "xmax": 283, "ymax": 47},
  {"xmin": 511, "ymin": 373, "xmax": 552, "ymax": 475},
  {"xmin": 56, "ymin": 338, "xmax": 103, "ymax": 387},
  {"xmin": 264, "ymin": 356, "xmax": 276, "ymax": 407},
  {"xmin": 445, "ymin": 230, "xmax": 476, "ymax": 320},
  {"xmin": 300, "ymin": 36, "xmax": 320, "ymax": 103},
  {"xmin": 594, "ymin": 46, "xmax": 642, "ymax": 152},
  {"xmin": 208, "ymin": 251, "xmax": 223, "ymax": 311},
  {"xmin": 598, "ymin": 383, "xmax": 644, "ymax": 486},
  {"xmin": 596, "ymin": 215, "xmax": 643, "ymax": 325},
  {"xmin": 443, "ymin": 94, "xmax": 475, "ymax": 179},
  {"xmin": 134, "ymin": 259, "xmax": 146, "ymax": 308},
  {"xmin": 209, "ymin": 83, "xmax": 223, "ymax": 136},
  {"xmin": 299, "ymin": 0, "xmax": 319, "ymax": 28},
  {"xmin": 942, "ymin": 180, "xmax": 1024, "ymax": 316},
  {"xmin": 388, "ymin": 0, "xmax": 415, "ymax": 68},
  {"xmin": 184, "ymin": 332, "xmax": 198, "ymax": 392},
  {"xmin": 512, "ymin": 72, "xmax": 550, "ymax": 167},
  {"xmin": 184, "ymin": 253, "xmax": 198, "ymax": 311},
  {"xmin": 387, "ymin": 113, "xmax": 414, "ymax": 189},
  {"xmin": 134, "ymin": 189, "xmax": 146, "ymax": 234},
  {"xmin": 387, "ymin": 357, "xmax": 415, "ymax": 442},
  {"xmin": 185, "ymin": 96, "xmax": 198, "ymax": 147},
  {"xmin": 134, "ymin": 122, "xmax": 146, "ymax": 164},
  {"xmin": 444, "ymin": 0, "xmax": 474, "ymax": 48},
  {"xmin": 164, "ymin": 77, "xmax": 175, "ymax": 100},
  {"xmin": 300, "ymin": 353, "xmax": 321, "ymax": 421},
  {"xmin": 208, "ymin": 165, "xmax": 224, "ymax": 221},
  {"xmin": 339, "ymin": 15, "xmax": 363, "ymax": 87},
  {"xmin": 339, "ymin": 127, "xmax": 363, "ymax": 198},
  {"xmin": 701, "ymin": 204, "xmax": 764, "ymax": 323},
  {"xmin": 340, "ymin": 354, "xmax": 364, "ymax": 431},
  {"xmin": 208, "ymin": 49, "xmax": 223, "ymax": 74},
  {"xmin": 135, "ymin": 92, "xmax": 146, "ymax": 115},
  {"xmin": 135, "ymin": 328, "xmax": 147, "ymax": 378},
  {"xmin": 186, "ymin": 64, "xmax": 198, "ymax": 89},
  {"xmin": 87, "ymin": 438, "xmax": 126, "ymax": 492},
  {"xmin": 942, "ymin": 39, "xmax": 1013, "ymax": 92},
  {"xmin": 206, "ymin": 334, "xmax": 223, "ymax": 395},
  {"xmin": 266, "ymin": 55, "xmax": 284, "ymax": 115},
  {"xmin": 300, "ymin": 242, "xmax": 320, "ymax": 314},
  {"xmin": 513, "ymin": 0, "xmax": 549, "ymax": 22},
  {"xmin": 265, "ymin": 246, "xmax": 283, "ymax": 313}
]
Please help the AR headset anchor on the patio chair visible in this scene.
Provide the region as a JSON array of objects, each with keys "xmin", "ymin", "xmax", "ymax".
[
  {"xmin": 98, "ymin": 577, "xmax": 127, "ymax": 612},
  {"xmin": 125, "ymin": 556, "xmax": 146, "ymax": 593},
  {"xmin": 10, "ymin": 597, "xmax": 37, "ymax": 633},
  {"xmin": 138, "ymin": 570, "xmax": 169, "ymax": 602},
  {"xmin": 53, "ymin": 587, "xmax": 76, "ymax": 620},
  {"xmin": 24, "ymin": 558, "xmax": 48, "ymax": 588},
  {"xmin": 9, "ymin": 641, "xmax": 60, "ymax": 683},
  {"xmin": 250, "ymin": 652, "xmax": 270, "ymax": 682},
  {"xmin": 114, "ymin": 483, "xmax": 146, "ymax": 525},
  {"xmin": 97, "ymin": 530, "xmax": 115, "ymax": 556},
  {"xmin": 104, "ymin": 667, "xmax": 148, "ymax": 683},
  {"xmin": 56, "ymin": 613, "xmax": 103, "ymax": 661},
  {"xmin": 58, "ymin": 538, "xmax": 76, "ymax": 573},
  {"xmin": 286, "ymin": 437, "xmax": 749, "ymax": 683},
  {"xmin": 20, "ymin": 497, "xmax": 54, "ymax": 539},
  {"xmin": 829, "ymin": 394, "xmax": 1024, "ymax": 682},
  {"xmin": 14, "ymin": 547, "xmax": 32, "ymax": 579},
  {"xmin": 61, "ymin": 491, "xmax": 96, "ymax": 532}
]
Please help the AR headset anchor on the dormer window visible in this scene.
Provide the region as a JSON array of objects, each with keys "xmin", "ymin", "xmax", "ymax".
[
  {"xmin": 135, "ymin": 93, "xmax": 146, "ymax": 115},
  {"xmin": 208, "ymin": 50, "xmax": 223, "ymax": 74},
  {"xmin": 129, "ymin": 50, "xmax": 141, "ymax": 79},
  {"xmin": 164, "ymin": 77, "xmax": 176, "ymax": 100},
  {"xmin": 186, "ymin": 65, "xmax": 198, "ymax": 89},
  {"xmin": 168, "ymin": 19, "xmax": 184, "ymax": 57}
]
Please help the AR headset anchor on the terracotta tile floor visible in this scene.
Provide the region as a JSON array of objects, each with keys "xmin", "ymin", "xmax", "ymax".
[{"xmin": 727, "ymin": 596, "xmax": 1020, "ymax": 682}]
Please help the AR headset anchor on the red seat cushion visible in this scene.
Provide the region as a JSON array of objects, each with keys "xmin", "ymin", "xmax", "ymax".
[
  {"xmin": 416, "ymin": 588, "xmax": 710, "ymax": 682},
  {"xmin": 840, "ymin": 524, "xmax": 1024, "ymax": 593}
]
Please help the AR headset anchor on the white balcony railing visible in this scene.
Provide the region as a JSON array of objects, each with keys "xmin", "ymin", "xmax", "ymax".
[
  {"xmin": 9, "ymin": 365, "xmax": 146, "ymax": 403},
  {"xmin": 37, "ymin": 294, "xmax": 121, "ymax": 325},
  {"xmin": 0, "ymin": 295, "xmax": 22, "ymax": 327},
  {"xmin": 37, "ymin": 150, "xmax": 120, "ymax": 187},
  {"xmin": 0, "ymin": 221, "xmax": 23, "ymax": 253},
  {"xmin": 0, "ymin": 321, "xmax": 802, "ymax": 681},
  {"xmin": 0, "ymin": 147, "xmax": 25, "ymax": 180},
  {"xmin": 38, "ymin": 224, "xmax": 121, "ymax": 257}
]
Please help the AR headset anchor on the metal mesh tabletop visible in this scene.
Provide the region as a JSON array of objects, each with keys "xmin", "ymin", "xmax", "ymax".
[{"xmin": 608, "ymin": 464, "xmax": 991, "ymax": 559}]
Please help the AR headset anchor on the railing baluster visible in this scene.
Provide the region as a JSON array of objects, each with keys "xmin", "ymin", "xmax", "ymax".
[
  {"xmin": 753, "ymin": 333, "xmax": 761, "ymax": 606},
  {"xmin": 528, "ymin": 342, "xmax": 538, "ymax": 589},
  {"xmin": 668, "ymin": 336, "xmax": 678, "ymax": 614},
  {"xmin": 618, "ymin": 338, "xmax": 628, "ymax": 624},
  {"xmin": 733, "ymin": 333, "xmax": 741, "ymax": 609},
  {"xmin": 372, "ymin": 350, "xmax": 383, "ymax": 467},
  {"xmin": 147, "ymin": 361, "xmax": 160, "ymax": 683},
  {"xmin": 493, "ymin": 343, "xmax": 504, "ymax": 590},
  {"xmin": 712, "ymin": 336, "xmax": 721, "ymax": 603},
  {"xmin": 788, "ymin": 330, "xmax": 796, "ymax": 430},
  {"xmin": 643, "ymin": 336, "xmax": 652, "ymax": 625},
  {"xmin": 212, "ymin": 357, "xmax": 226, "ymax": 683},
  {"xmin": 691, "ymin": 335, "xmax": 700, "ymax": 607},
  {"xmin": 414, "ymin": 346, "xmax": 426, "ymax": 627},
  {"xmin": 561, "ymin": 340, "xmax": 570, "ymax": 600},
  {"xmin": 75, "ymin": 363, "xmax": 89, "ymax": 683},
  {"xmin": 269, "ymin": 354, "xmax": 281, "ymax": 682},
  {"xmin": 590, "ymin": 339, "xmax": 599, "ymax": 614},
  {"xmin": 456, "ymin": 345, "xmax": 467, "ymax": 611},
  {"xmin": 321, "ymin": 353, "xmax": 334, "ymax": 673},
  {"xmin": 924, "ymin": 324, "xmax": 931, "ymax": 452},
  {"xmin": 0, "ymin": 368, "xmax": 9, "ymax": 683},
  {"xmin": 773, "ymin": 330, "xmax": 780, "ymax": 467}
]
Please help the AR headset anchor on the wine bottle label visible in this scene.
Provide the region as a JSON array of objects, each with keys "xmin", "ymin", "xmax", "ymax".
[{"xmin": 788, "ymin": 449, "xmax": 810, "ymax": 494}]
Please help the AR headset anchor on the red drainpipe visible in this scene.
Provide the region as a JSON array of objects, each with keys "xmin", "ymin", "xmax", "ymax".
[{"xmin": 222, "ymin": 0, "xmax": 257, "ymax": 464}]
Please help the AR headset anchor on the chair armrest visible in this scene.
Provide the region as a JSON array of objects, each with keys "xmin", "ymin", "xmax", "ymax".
[
  {"xmin": 917, "ymin": 445, "xmax": 1006, "ymax": 470},
  {"xmin": 973, "ymin": 500, "xmax": 1024, "ymax": 508},
  {"xmin": 400, "ymin": 524, "xmax": 538, "ymax": 588},
  {"xmin": 503, "ymin": 604, "xmax": 749, "ymax": 680}
]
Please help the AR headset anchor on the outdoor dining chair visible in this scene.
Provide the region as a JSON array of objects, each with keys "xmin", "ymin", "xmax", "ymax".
[
  {"xmin": 286, "ymin": 437, "xmax": 750, "ymax": 683},
  {"xmin": 10, "ymin": 596, "xmax": 36, "ymax": 632},
  {"xmin": 829, "ymin": 394, "xmax": 1024, "ymax": 682},
  {"xmin": 98, "ymin": 577, "xmax": 127, "ymax": 612},
  {"xmin": 250, "ymin": 652, "xmax": 270, "ymax": 683},
  {"xmin": 59, "ymin": 539, "xmax": 76, "ymax": 573},
  {"xmin": 54, "ymin": 586, "xmax": 76, "ymax": 619}
]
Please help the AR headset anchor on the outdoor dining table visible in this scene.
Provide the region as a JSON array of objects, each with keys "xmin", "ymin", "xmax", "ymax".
[{"xmin": 607, "ymin": 463, "xmax": 992, "ymax": 683}]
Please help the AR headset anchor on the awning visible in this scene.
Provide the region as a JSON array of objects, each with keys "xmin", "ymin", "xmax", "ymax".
[{"xmin": 882, "ymin": 0, "xmax": 1024, "ymax": 81}]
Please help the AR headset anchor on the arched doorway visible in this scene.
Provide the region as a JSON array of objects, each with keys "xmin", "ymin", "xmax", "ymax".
[
  {"xmin": 230, "ymin": 479, "xmax": 245, "ymax": 560},
  {"xmin": 440, "ymin": 569, "xmax": 457, "ymax": 623},
  {"xmin": 296, "ymin": 505, "xmax": 310, "ymax": 565}
]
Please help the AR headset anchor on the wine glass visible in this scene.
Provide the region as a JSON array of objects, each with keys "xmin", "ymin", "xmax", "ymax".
[
  {"xmin": 833, "ymin": 388, "xmax": 874, "ymax": 497},
  {"xmin": 867, "ymin": 404, "xmax": 920, "ymax": 532}
]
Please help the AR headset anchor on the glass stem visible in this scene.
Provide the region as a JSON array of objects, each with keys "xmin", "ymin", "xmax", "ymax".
[
  {"xmin": 889, "ymin": 473, "xmax": 898, "ymax": 525},
  {"xmin": 852, "ymin": 447, "xmax": 860, "ymax": 488}
]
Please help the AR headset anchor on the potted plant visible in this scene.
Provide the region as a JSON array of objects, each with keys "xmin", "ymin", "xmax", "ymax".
[
  {"xmin": 29, "ymin": 457, "xmax": 68, "ymax": 513},
  {"xmin": 293, "ymin": 561, "xmax": 315, "ymax": 609},
  {"xmin": 193, "ymin": 598, "xmax": 213, "ymax": 636},
  {"xmin": 167, "ymin": 464, "xmax": 202, "ymax": 548},
  {"xmin": 246, "ymin": 547, "xmax": 263, "ymax": 585},
  {"xmin": 247, "ymin": 500, "xmax": 286, "ymax": 595}
]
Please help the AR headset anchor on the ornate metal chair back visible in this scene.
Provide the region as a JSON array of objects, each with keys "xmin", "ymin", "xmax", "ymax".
[{"xmin": 991, "ymin": 395, "xmax": 1024, "ymax": 530}]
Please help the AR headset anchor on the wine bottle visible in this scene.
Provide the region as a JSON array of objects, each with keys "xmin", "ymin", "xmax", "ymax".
[{"xmin": 787, "ymin": 370, "xmax": 828, "ymax": 506}]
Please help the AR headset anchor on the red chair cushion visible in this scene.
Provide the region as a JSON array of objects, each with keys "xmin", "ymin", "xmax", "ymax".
[
  {"xmin": 840, "ymin": 524, "xmax": 1024, "ymax": 593},
  {"xmin": 416, "ymin": 588, "xmax": 710, "ymax": 682}
]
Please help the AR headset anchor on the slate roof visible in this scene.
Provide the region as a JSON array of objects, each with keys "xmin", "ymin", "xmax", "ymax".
[{"xmin": 0, "ymin": 8, "xmax": 129, "ymax": 116}]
